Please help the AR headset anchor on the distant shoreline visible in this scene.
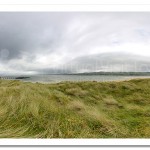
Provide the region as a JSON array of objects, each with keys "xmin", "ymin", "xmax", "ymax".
[
  {"xmin": 108, "ymin": 76, "xmax": 150, "ymax": 82},
  {"xmin": 69, "ymin": 72, "xmax": 150, "ymax": 76}
]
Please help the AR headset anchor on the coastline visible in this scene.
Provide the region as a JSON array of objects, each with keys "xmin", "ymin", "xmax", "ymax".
[{"xmin": 1, "ymin": 75, "xmax": 150, "ymax": 84}]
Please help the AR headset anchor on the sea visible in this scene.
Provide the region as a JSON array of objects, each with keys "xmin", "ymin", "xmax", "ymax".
[{"xmin": 14, "ymin": 74, "xmax": 150, "ymax": 83}]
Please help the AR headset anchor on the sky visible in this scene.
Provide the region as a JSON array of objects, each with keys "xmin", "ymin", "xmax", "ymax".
[{"xmin": 0, "ymin": 12, "xmax": 150, "ymax": 74}]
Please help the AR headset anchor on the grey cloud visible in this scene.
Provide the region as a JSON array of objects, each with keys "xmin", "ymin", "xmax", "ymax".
[
  {"xmin": 0, "ymin": 12, "xmax": 150, "ymax": 74},
  {"xmin": 0, "ymin": 13, "xmax": 71, "ymax": 60}
]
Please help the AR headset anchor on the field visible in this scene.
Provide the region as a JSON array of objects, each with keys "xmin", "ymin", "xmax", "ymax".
[{"xmin": 0, "ymin": 78, "xmax": 150, "ymax": 138}]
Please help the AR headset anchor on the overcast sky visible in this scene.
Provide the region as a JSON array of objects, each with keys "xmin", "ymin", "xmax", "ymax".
[{"xmin": 0, "ymin": 12, "xmax": 150, "ymax": 74}]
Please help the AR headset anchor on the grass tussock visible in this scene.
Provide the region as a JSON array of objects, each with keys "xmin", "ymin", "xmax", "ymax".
[{"xmin": 0, "ymin": 79, "xmax": 150, "ymax": 138}]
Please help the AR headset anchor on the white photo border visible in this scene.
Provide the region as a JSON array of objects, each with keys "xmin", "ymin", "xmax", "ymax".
[{"xmin": 0, "ymin": 0, "xmax": 150, "ymax": 146}]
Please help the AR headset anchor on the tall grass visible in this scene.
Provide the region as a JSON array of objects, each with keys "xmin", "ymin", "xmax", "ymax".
[{"xmin": 0, "ymin": 79, "xmax": 150, "ymax": 138}]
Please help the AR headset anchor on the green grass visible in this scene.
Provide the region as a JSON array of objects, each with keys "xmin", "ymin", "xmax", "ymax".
[{"xmin": 0, "ymin": 78, "xmax": 150, "ymax": 138}]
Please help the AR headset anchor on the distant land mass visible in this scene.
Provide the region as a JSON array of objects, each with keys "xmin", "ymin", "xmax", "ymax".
[{"xmin": 72, "ymin": 72, "xmax": 150, "ymax": 76}]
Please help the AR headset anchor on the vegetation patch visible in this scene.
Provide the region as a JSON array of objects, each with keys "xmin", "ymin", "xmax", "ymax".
[{"xmin": 0, "ymin": 78, "xmax": 149, "ymax": 138}]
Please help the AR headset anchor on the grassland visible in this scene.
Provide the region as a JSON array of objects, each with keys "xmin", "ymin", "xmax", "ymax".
[{"xmin": 0, "ymin": 78, "xmax": 150, "ymax": 138}]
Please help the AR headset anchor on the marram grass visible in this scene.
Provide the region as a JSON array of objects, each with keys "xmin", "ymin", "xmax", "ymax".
[{"xmin": 0, "ymin": 79, "xmax": 150, "ymax": 138}]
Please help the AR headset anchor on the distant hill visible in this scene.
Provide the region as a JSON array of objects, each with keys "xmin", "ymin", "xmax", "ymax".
[{"xmin": 73, "ymin": 71, "xmax": 150, "ymax": 76}]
